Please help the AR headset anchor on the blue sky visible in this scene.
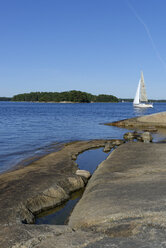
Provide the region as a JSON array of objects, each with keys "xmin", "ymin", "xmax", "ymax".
[{"xmin": 0, "ymin": 0, "xmax": 166, "ymax": 99}]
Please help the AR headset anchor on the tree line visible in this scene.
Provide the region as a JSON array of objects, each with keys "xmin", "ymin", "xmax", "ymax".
[
  {"xmin": 11, "ymin": 91, "xmax": 119, "ymax": 103},
  {"xmin": 1, "ymin": 94, "xmax": 166, "ymax": 102},
  {"xmin": 0, "ymin": 97, "xmax": 12, "ymax": 101}
]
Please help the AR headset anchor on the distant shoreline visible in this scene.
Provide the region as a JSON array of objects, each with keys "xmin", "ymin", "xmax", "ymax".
[
  {"xmin": 2, "ymin": 100, "xmax": 120, "ymax": 103},
  {"xmin": 1, "ymin": 98, "xmax": 166, "ymax": 103},
  {"xmin": 6, "ymin": 90, "xmax": 119, "ymax": 103}
]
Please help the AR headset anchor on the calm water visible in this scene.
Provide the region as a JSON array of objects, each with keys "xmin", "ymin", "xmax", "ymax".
[
  {"xmin": 1, "ymin": 101, "xmax": 166, "ymax": 173},
  {"xmin": 77, "ymin": 148, "xmax": 110, "ymax": 174}
]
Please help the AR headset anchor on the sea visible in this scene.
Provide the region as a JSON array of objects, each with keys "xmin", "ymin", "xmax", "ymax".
[{"xmin": 1, "ymin": 101, "xmax": 166, "ymax": 174}]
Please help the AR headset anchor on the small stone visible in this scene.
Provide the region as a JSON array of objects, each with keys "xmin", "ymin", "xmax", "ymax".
[
  {"xmin": 67, "ymin": 176, "xmax": 85, "ymax": 192},
  {"xmin": 103, "ymin": 142, "xmax": 113, "ymax": 152},
  {"xmin": 123, "ymin": 132, "xmax": 135, "ymax": 140},
  {"xmin": 76, "ymin": 170, "xmax": 91, "ymax": 179},
  {"xmin": 140, "ymin": 132, "xmax": 153, "ymax": 143},
  {"xmin": 112, "ymin": 139, "xmax": 124, "ymax": 146}
]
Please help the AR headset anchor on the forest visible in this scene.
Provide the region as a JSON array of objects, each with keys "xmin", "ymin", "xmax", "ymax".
[
  {"xmin": 0, "ymin": 97, "xmax": 12, "ymax": 101},
  {"xmin": 11, "ymin": 91, "xmax": 119, "ymax": 103}
]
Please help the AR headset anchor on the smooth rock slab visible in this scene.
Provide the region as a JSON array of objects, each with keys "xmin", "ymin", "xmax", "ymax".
[
  {"xmin": 106, "ymin": 111, "xmax": 166, "ymax": 129},
  {"xmin": 84, "ymin": 237, "xmax": 163, "ymax": 248},
  {"xmin": 69, "ymin": 142, "xmax": 166, "ymax": 233}
]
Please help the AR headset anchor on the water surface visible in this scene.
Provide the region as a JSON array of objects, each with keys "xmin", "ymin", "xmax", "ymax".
[{"xmin": 1, "ymin": 101, "xmax": 166, "ymax": 173}]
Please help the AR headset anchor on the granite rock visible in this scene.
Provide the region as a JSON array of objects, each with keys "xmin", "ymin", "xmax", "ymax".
[
  {"xmin": 76, "ymin": 169, "xmax": 91, "ymax": 179},
  {"xmin": 140, "ymin": 132, "xmax": 153, "ymax": 143}
]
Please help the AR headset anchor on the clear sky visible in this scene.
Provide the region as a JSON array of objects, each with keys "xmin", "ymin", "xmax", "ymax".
[{"xmin": 1, "ymin": 0, "xmax": 166, "ymax": 99}]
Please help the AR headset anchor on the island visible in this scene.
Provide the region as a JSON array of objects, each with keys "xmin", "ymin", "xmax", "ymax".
[{"xmin": 11, "ymin": 90, "xmax": 119, "ymax": 103}]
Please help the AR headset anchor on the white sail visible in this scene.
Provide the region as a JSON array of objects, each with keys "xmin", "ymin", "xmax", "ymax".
[
  {"xmin": 140, "ymin": 72, "xmax": 148, "ymax": 102},
  {"xmin": 133, "ymin": 72, "xmax": 153, "ymax": 108},
  {"xmin": 133, "ymin": 80, "xmax": 140, "ymax": 105}
]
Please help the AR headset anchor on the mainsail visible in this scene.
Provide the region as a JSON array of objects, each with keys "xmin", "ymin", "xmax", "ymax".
[
  {"xmin": 140, "ymin": 71, "xmax": 148, "ymax": 102},
  {"xmin": 133, "ymin": 80, "xmax": 141, "ymax": 105},
  {"xmin": 133, "ymin": 71, "xmax": 153, "ymax": 108}
]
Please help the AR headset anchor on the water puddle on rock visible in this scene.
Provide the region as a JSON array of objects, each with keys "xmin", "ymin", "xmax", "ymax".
[
  {"xmin": 35, "ymin": 147, "xmax": 110, "ymax": 225},
  {"xmin": 35, "ymin": 189, "xmax": 84, "ymax": 225},
  {"xmin": 77, "ymin": 147, "xmax": 110, "ymax": 173}
]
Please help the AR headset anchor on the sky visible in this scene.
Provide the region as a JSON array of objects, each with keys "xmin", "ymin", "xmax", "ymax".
[{"xmin": 0, "ymin": 0, "xmax": 166, "ymax": 99}]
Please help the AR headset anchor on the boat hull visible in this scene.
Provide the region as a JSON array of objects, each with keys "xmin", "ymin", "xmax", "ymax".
[{"xmin": 133, "ymin": 103, "xmax": 153, "ymax": 108}]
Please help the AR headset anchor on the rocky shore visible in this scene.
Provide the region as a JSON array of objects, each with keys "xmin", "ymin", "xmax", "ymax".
[
  {"xmin": 105, "ymin": 111, "xmax": 166, "ymax": 130},
  {"xmin": 0, "ymin": 139, "xmax": 124, "ymax": 247},
  {"xmin": 2, "ymin": 111, "xmax": 166, "ymax": 247},
  {"xmin": 4, "ymin": 139, "xmax": 166, "ymax": 248}
]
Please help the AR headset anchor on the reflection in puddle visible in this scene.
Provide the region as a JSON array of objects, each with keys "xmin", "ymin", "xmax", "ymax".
[
  {"xmin": 76, "ymin": 147, "xmax": 110, "ymax": 174},
  {"xmin": 35, "ymin": 148, "xmax": 110, "ymax": 225}
]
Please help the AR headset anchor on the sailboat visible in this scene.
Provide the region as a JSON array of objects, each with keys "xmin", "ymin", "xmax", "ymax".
[{"xmin": 133, "ymin": 72, "xmax": 153, "ymax": 108}]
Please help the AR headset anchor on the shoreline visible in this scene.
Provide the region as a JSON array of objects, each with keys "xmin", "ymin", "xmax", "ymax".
[
  {"xmin": 0, "ymin": 140, "xmax": 124, "ymax": 247},
  {"xmin": 2, "ymin": 136, "xmax": 166, "ymax": 247},
  {"xmin": 10, "ymin": 101, "xmax": 119, "ymax": 103},
  {"xmin": 0, "ymin": 138, "xmax": 124, "ymax": 247},
  {"xmin": 0, "ymin": 142, "xmax": 65, "ymax": 175},
  {"xmin": 2, "ymin": 111, "xmax": 166, "ymax": 247},
  {"xmin": 0, "ymin": 139, "xmax": 123, "ymax": 217},
  {"xmin": 105, "ymin": 111, "xmax": 166, "ymax": 129}
]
